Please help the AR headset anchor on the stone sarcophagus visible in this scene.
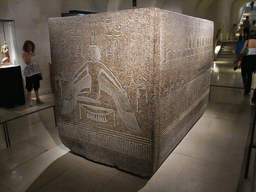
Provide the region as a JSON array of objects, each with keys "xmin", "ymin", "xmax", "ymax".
[{"xmin": 49, "ymin": 8, "xmax": 213, "ymax": 177}]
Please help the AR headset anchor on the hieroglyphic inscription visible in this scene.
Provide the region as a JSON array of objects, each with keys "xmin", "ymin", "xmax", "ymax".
[
  {"xmin": 51, "ymin": 9, "xmax": 153, "ymax": 135},
  {"xmin": 158, "ymin": 9, "xmax": 213, "ymax": 136},
  {"xmin": 49, "ymin": 8, "xmax": 213, "ymax": 177}
]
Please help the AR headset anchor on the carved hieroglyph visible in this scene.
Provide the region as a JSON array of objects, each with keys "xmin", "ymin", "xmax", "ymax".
[{"xmin": 49, "ymin": 8, "xmax": 213, "ymax": 177}]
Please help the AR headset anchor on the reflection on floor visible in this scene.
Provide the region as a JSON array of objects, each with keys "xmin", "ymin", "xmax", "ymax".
[{"xmin": 0, "ymin": 41, "xmax": 255, "ymax": 191}]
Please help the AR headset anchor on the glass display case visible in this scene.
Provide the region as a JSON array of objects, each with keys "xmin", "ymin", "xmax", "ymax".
[
  {"xmin": 0, "ymin": 19, "xmax": 25, "ymax": 107},
  {"xmin": 0, "ymin": 19, "xmax": 19, "ymax": 67}
]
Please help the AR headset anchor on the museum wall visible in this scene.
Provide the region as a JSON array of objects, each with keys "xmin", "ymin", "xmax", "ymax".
[
  {"xmin": 62, "ymin": 0, "xmax": 98, "ymax": 13},
  {"xmin": 61, "ymin": 0, "xmax": 183, "ymax": 14},
  {"xmin": 49, "ymin": 7, "xmax": 213, "ymax": 177},
  {"xmin": 60, "ymin": 0, "xmax": 243, "ymax": 41},
  {"xmin": 231, "ymin": 0, "xmax": 248, "ymax": 26},
  {"xmin": 0, "ymin": 0, "xmax": 62, "ymax": 96}
]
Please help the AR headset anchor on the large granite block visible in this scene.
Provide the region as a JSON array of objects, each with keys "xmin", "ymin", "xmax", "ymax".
[{"xmin": 49, "ymin": 8, "xmax": 213, "ymax": 177}]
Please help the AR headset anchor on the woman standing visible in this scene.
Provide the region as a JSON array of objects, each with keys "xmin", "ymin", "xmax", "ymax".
[
  {"xmin": 239, "ymin": 31, "xmax": 256, "ymax": 97},
  {"xmin": 22, "ymin": 40, "xmax": 43, "ymax": 107}
]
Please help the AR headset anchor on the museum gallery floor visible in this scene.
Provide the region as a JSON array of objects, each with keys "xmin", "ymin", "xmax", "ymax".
[{"xmin": 49, "ymin": 7, "xmax": 213, "ymax": 177}]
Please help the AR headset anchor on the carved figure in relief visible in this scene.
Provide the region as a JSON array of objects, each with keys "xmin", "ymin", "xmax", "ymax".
[
  {"xmin": 125, "ymin": 72, "xmax": 148, "ymax": 112},
  {"xmin": 56, "ymin": 38, "xmax": 141, "ymax": 134}
]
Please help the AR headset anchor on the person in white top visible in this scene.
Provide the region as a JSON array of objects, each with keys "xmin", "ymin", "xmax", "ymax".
[
  {"xmin": 240, "ymin": 30, "xmax": 256, "ymax": 98},
  {"xmin": 22, "ymin": 40, "xmax": 43, "ymax": 107}
]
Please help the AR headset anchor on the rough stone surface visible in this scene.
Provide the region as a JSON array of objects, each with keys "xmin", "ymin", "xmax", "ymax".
[{"xmin": 49, "ymin": 7, "xmax": 213, "ymax": 177}]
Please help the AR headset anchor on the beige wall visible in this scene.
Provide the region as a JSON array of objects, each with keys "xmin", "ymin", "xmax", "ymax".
[
  {"xmin": 62, "ymin": 0, "xmax": 97, "ymax": 13},
  {"xmin": 61, "ymin": 0, "xmax": 249, "ymax": 41},
  {"xmin": 0, "ymin": 0, "xmax": 62, "ymax": 96}
]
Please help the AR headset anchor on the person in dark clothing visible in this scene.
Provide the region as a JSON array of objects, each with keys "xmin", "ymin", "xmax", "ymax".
[
  {"xmin": 251, "ymin": 2, "xmax": 255, "ymax": 10},
  {"xmin": 240, "ymin": 30, "xmax": 256, "ymax": 96},
  {"xmin": 243, "ymin": 16, "xmax": 250, "ymax": 41}
]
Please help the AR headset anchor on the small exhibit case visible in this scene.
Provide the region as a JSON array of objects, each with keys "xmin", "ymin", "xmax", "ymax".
[{"xmin": 0, "ymin": 19, "xmax": 19, "ymax": 67}]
